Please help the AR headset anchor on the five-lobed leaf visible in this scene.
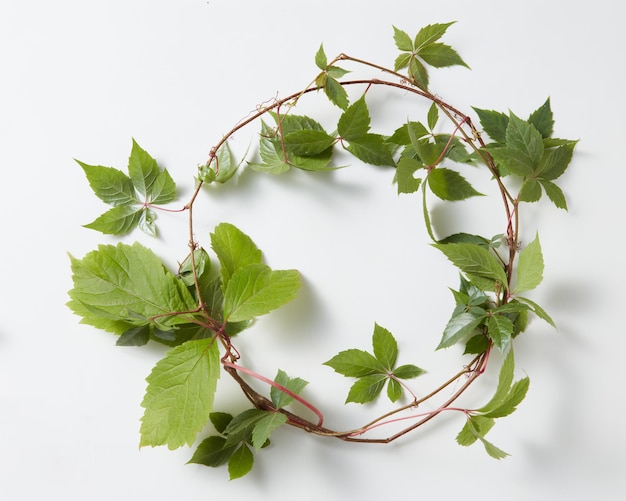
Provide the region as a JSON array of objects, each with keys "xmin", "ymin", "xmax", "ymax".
[{"xmin": 140, "ymin": 338, "xmax": 220, "ymax": 449}]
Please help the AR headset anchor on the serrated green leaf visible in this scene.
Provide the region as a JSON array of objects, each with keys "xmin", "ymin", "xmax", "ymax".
[
  {"xmin": 324, "ymin": 349, "xmax": 385, "ymax": 377},
  {"xmin": 345, "ymin": 134, "xmax": 395, "ymax": 166},
  {"xmin": 138, "ymin": 207, "xmax": 157, "ymax": 237},
  {"xmin": 537, "ymin": 143, "xmax": 575, "ymax": 180},
  {"xmin": 519, "ymin": 178, "xmax": 542, "ymax": 202},
  {"xmin": 140, "ymin": 338, "xmax": 220, "ymax": 449},
  {"xmin": 224, "ymin": 409, "xmax": 267, "ymax": 445},
  {"xmin": 393, "ymin": 26, "xmax": 413, "ymax": 51},
  {"xmin": 315, "ymin": 43, "xmax": 327, "ymax": 69},
  {"xmin": 251, "ymin": 412, "xmax": 288, "ymax": 450},
  {"xmin": 516, "ymin": 296, "xmax": 556, "ymax": 328},
  {"xmin": 487, "ymin": 314, "xmax": 514, "ymax": 352},
  {"xmin": 540, "ymin": 179, "xmax": 567, "ymax": 209},
  {"xmin": 338, "ymin": 96, "xmax": 371, "ymax": 141},
  {"xmin": 148, "ymin": 169, "xmax": 176, "ymax": 205},
  {"xmin": 396, "ymin": 157, "xmax": 423, "ymax": 194},
  {"xmin": 393, "ymin": 364, "xmax": 426, "ymax": 379},
  {"xmin": 188, "ymin": 435, "xmax": 237, "ymax": 467},
  {"xmin": 282, "ymin": 129, "xmax": 336, "ymax": 156},
  {"xmin": 388, "ymin": 121, "xmax": 429, "ymax": 145},
  {"xmin": 228, "ymin": 444, "xmax": 254, "ymax": 480},
  {"xmin": 438, "ymin": 309, "xmax": 486, "ymax": 349},
  {"xmin": 464, "ymin": 334, "xmax": 490, "ymax": 355},
  {"xmin": 427, "ymin": 102, "xmax": 439, "ymax": 131},
  {"xmin": 393, "ymin": 52, "xmax": 412, "ymax": 72},
  {"xmin": 472, "ymin": 108, "xmax": 509, "ymax": 144},
  {"xmin": 324, "ymin": 76, "xmax": 349, "ymax": 109},
  {"xmin": 128, "ymin": 138, "xmax": 160, "ymax": 199},
  {"xmin": 248, "ymin": 121, "xmax": 291, "ymax": 175},
  {"xmin": 477, "ymin": 349, "xmax": 515, "ymax": 413},
  {"xmin": 438, "ymin": 232, "xmax": 491, "ymax": 247},
  {"xmin": 413, "ymin": 22, "xmax": 455, "ymax": 51},
  {"xmin": 528, "ymin": 98, "xmax": 554, "ymax": 139},
  {"xmin": 479, "ymin": 437, "xmax": 509, "ymax": 459},
  {"xmin": 428, "ymin": 167, "xmax": 483, "ymax": 201},
  {"xmin": 346, "ymin": 374, "xmax": 387, "ymax": 403},
  {"xmin": 327, "ymin": 65, "xmax": 349, "ymax": 79},
  {"xmin": 483, "ymin": 377, "xmax": 529, "ymax": 418},
  {"xmin": 68, "ymin": 242, "xmax": 198, "ymax": 330},
  {"xmin": 372, "ymin": 323, "xmax": 398, "ymax": 370},
  {"xmin": 210, "ymin": 223, "xmax": 263, "ymax": 287},
  {"xmin": 515, "ymin": 234, "xmax": 543, "ymax": 293},
  {"xmin": 223, "ymin": 264, "xmax": 300, "ymax": 322},
  {"xmin": 116, "ymin": 324, "xmax": 151, "ymax": 346},
  {"xmin": 409, "ymin": 57, "xmax": 429, "ymax": 88},
  {"xmin": 271, "ymin": 369, "xmax": 309, "ymax": 409},
  {"xmin": 433, "ymin": 242, "xmax": 508, "ymax": 288},
  {"xmin": 456, "ymin": 415, "xmax": 495, "ymax": 446},
  {"xmin": 76, "ymin": 161, "xmax": 137, "ymax": 206},
  {"xmin": 491, "ymin": 114, "xmax": 544, "ymax": 177},
  {"xmin": 83, "ymin": 205, "xmax": 143, "ymax": 235},
  {"xmin": 418, "ymin": 43, "xmax": 468, "ymax": 69},
  {"xmin": 387, "ymin": 378, "xmax": 402, "ymax": 402},
  {"xmin": 211, "ymin": 142, "xmax": 241, "ymax": 183}
]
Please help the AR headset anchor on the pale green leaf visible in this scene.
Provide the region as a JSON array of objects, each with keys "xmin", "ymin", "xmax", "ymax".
[
  {"xmin": 128, "ymin": 138, "xmax": 160, "ymax": 198},
  {"xmin": 477, "ymin": 349, "xmax": 515, "ymax": 413},
  {"xmin": 413, "ymin": 22, "xmax": 455, "ymax": 51},
  {"xmin": 479, "ymin": 437, "xmax": 509, "ymax": 459},
  {"xmin": 418, "ymin": 43, "xmax": 469, "ymax": 68},
  {"xmin": 392, "ymin": 26, "xmax": 413, "ymax": 51},
  {"xmin": 514, "ymin": 233, "xmax": 544, "ymax": 293},
  {"xmin": 251, "ymin": 412, "xmax": 288, "ymax": 450},
  {"xmin": 456, "ymin": 415, "xmax": 495, "ymax": 446},
  {"xmin": 271, "ymin": 369, "xmax": 309, "ymax": 409},
  {"xmin": 516, "ymin": 296, "xmax": 556, "ymax": 328},
  {"xmin": 223, "ymin": 264, "xmax": 300, "ymax": 322},
  {"xmin": 324, "ymin": 76, "xmax": 349, "ymax": 109},
  {"xmin": 315, "ymin": 43, "xmax": 327, "ymax": 69},
  {"xmin": 210, "ymin": 223, "xmax": 263, "ymax": 287},
  {"xmin": 483, "ymin": 377, "xmax": 529, "ymax": 418},
  {"xmin": 140, "ymin": 338, "xmax": 220, "ymax": 449}
]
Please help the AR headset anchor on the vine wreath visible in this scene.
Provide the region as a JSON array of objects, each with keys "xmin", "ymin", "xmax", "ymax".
[{"xmin": 68, "ymin": 22, "xmax": 576, "ymax": 479}]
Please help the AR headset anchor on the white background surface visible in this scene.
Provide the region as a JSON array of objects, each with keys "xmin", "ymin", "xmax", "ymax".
[{"xmin": 1, "ymin": 1, "xmax": 624, "ymax": 499}]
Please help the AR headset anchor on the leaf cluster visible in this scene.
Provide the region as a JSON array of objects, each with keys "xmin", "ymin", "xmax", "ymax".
[{"xmin": 325, "ymin": 324, "xmax": 425, "ymax": 404}]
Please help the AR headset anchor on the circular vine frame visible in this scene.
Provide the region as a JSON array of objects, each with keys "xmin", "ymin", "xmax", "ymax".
[{"xmin": 70, "ymin": 24, "xmax": 575, "ymax": 476}]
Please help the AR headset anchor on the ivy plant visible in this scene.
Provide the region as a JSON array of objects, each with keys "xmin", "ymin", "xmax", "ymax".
[{"xmin": 68, "ymin": 22, "xmax": 576, "ymax": 479}]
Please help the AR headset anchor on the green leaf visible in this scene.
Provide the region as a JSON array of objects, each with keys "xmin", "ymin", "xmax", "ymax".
[
  {"xmin": 433, "ymin": 242, "xmax": 508, "ymax": 289},
  {"xmin": 346, "ymin": 374, "xmax": 387, "ymax": 403},
  {"xmin": 477, "ymin": 349, "xmax": 515, "ymax": 413},
  {"xmin": 324, "ymin": 349, "xmax": 385, "ymax": 377},
  {"xmin": 188, "ymin": 436, "xmax": 237, "ymax": 467},
  {"xmin": 327, "ymin": 65, "xmax": 349, "ymax": 79},
  {"xmin": 428, "ymin": 168, "xmax": 483, "ymax": 201},
  {"xmin": 372, "ymin": 323, "xmax": 398, "ymax": 370},
  {"xmin": 345, "ymin": 134, "xmax": 395, "ymax": 166},
  {"xmin": 223, "ymin": 264, "xmax": 301, "ymax": 322},
  {"xmin": 388, "ymin": 121, "xmax": 429, "ymax": 145},
  {"xmin": 76, "ymin": 161, "xmax": 137, "ymax": 206},
  {"xmin": 413, "ymin": 22, "xmax": 455, "ymax": 51},
  {"xmin": 282, "ymin": 129, "xmax": 336, "ymax": 156},
  {"xmin": 514, "ymin": 234, "xmax": 544, "ymax": 293},
  {"xmin": 393, "ymin": 364, "xmax": 426, "ymax": 379},
  {"xmin": 116, "ymin": 325, "xmax": 151, "ymax": 346},
  {"xmin": 540, "ymin": 179, "xmax": 568, "ymax": 209},
  {"xmin": 490, "ymin": 114, "xmax": 544, "ymax": 177},
  {"xmin": 464, "ymin": 334, "xmax": 490, "ymax": 355},
  {"xmin": 519, "ymin": 178, "xmax": 542, "ymax": 202},
  {"xmin": 396, "ymin": 157, "xmax": 423, "ymax": 194},
  {"xmin": 83, "ymin": 205, "xmax": 143, "ymax": 235},
  {"xmin": 393, "ymin": 52, "xmax": 412, "ymax": 72},
  {"xmin": 338, "ymin": 96, "xmax": 371, "ymax": 141},
  {"xmin": 438, "ymin": 308, "xmax": 487, "ymax": 349},
  {"xmin": 516, "ymin": 296, "xmax": 556, "ymax": 328},
  {"xmin": 456, "ymin": 415, "xmax": 495, "ymax": 446},
  {"xmin": 212, "ymin": 142, "xmax": 241, "ymax": 183},
  {"xmin": 418, "ymin": 43, "xmax": 468, "ymax": 68},
  {"xmin": 472, "ymin": 108, "xmax": 509, "ymax": 144},
  {"xmin": 210, "ymin": 223, "xmax": 263, "ymax": 287},
  {"xmin": 271, "ymin": 369, "xmax": 309, "ymax": 409},
  {"xmin": 486, "ymin": 314, "xmax": 514, "ymax": 352},
  {"xmin": 482, "ymin": 377, "xmax": 529, "ymax": 418},
  {"xmin": 392, "ymin": 26, "xmax": 413, "ymax": 51},
  {"xmin": 251, "ymin": 412, "xmax": 288, "ymax": 450},
  {"xmin": 387, "ymin": 378, "xmax": 402, "ymax": 402},
  {"xmin": 528, "ymin": 98, "xmax": 554, "ymax": 138},
  {"xmin": 148, "ymin": 169, "xmax": 176, "ymax": 205},
  {"xmin": 248, "ymin": 121, "xmax": 291, "ymax": 175},
  {"xmin": 228, "ymin": 444, "xmax": 254, "ymax": 480},
  {"xmin": 210, "ymin": 412, "xmax": 234, "ymax": 434},
  {"xmin": 409, "ymin": 57, "xmax": 429, "ymax": 88},
  {"xmin": 538, "ymin": 143, "xmax": 575, "ymax": 180},
  {"xmin": 128, "ymin": 138, "xmax": 161, "ymax": 199},
  {"xmin": 315, "ymin": 43, "xmax": 327, "ymax": 69},
  {"xmin": 140, "ymin": 338, "xmax": 220, "ymax": 449},
  {"xmin": 68, "ymin": 242, "xmax": 198, "ymax": 330},
  {"xmin": 427, "ymin": 102, "xmax": 439, "ymax": 131},
  {"xmin": 479, "ymin": 437, "xmax": 509, "ymax": 459},
  {"xmin": 324, "ymin": 76, "xmax": 349, "ymax": 109}
]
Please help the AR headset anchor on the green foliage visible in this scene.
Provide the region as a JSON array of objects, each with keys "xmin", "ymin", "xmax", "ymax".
[
  {"xmin": 77, "ymin": 139, "xmax": 176, "ymax": 236},
  {"xmin": 68, "ymin": 22, "xmax": 575, "ymax": 476},
  {"xmin": 325, "ymin": 324, "xmax": 425, "ymax": 403}
]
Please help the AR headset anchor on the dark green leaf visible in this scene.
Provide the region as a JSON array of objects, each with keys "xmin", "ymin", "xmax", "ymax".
[
  {"xmin": 324, "ymin": 76, "xmax": 349, "ymax": 109},
  {"xmin": 413, "ymin": 22, "xmax": 456, "ymax": 50},
  {"xmin": 540, "ymin": 179, "xmax": 567, "ymax": 209},
  {"xmin": 519, "ymin": 178, "xmax": 542, "ymax": 202},
  {"xmin": 188, "ymin": 436, "xmax": 237, "ymax": 467},
  {"xmin": 345, "ymin": 134, "xmax": 395, "ymax": 166},
  {"xmin": 437, "ymin": 309, "xmax": 486, "ymax": 349},
  {"xmin": 487, "ymin": 314, "xmax": 514, "ymax": 352},
  {"xmin": 538, "ymin": 143, "xmax": 575, "ymax": 180},
  {"xmin": 433, "ymin": 242, "xmax": 508, "ymax": 288},
  {"xmin": 338, "ymin": 96, "xmax": 371, "ymax": 141},
  {"xmin": 427, "ymin": 102, "xmax": 439, "ymax": 131},
  {"xmin": 418, "ymin": 43, "xmax": 468, "ymax": 68},
  {"xmin": 396, "ymin": 157, "xmax": 423, "ymax": 194},
  {"xmin": 346, "ymin": 374, "xmax": 387, "ymax": 403},
  {"xmin": 428, "ymin": 168, "xmax": 483, "ymax": 201},
  {"xmin": 528, "ymin": 98, "xmax": 554, "ymax": 138},
  {"xmin": 388, "ymin": 121, "xmax": 429, "ymax": 145},
  {"xmin": 464, "ymin": 334, "xmax": 490, "ymax": 355},
  {"xmin": 116, "ymin": 325, "xmax": 151, "ymax": 346},
  {"xmin": 438, "ymin": 232, "xmax": 491, "ymax": 247},
  {"xmin": 228, "ymin": 444, "xmax": 254, "ymax": 480},
  {"xmin": 472, "ymin": 108, "xmax": 509, "ymax": 144},
  {"xmin": 282, "ymin": 129, "xmax": 336, "ymax": 156},
  {"xmin": 210, "ymin": 412, "xmax": 233, "ymax": 434}
]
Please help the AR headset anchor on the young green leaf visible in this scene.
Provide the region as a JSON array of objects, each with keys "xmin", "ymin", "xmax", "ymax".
[
  {"xmin": 76, "ymin": 161, "xmax": 137, "ymax": 206},
  {"xmin": 486, "ymin": 314, "xmax": 514, "ymax": 352},
  {"xmin": 324, "ymin": 349, "xmax": 385, "ymax": 377},
  {"xmin": 315, "ymin": 43, "xmax": 327, "ymax": 69},
  {"xmin": 413, "ymin": 22, "xmax": 456, "ymax": 50},
  {"xmin": 516, "ymin": 296, "xmax": 556, "ymax": 328},
  {"xmin": 271, "ymin": 369, "xmax": 309, "ymax": 409},
  {"xmin": 68, "ymin": 242, "xmax": 198, "ymax": 331},
  {"xmin": 427, "ymin": 167, "xmax": 483, "ymax": 201},
  {"xmin": 482, "ymin": 377, "xmax": 529, "ymax": 418},
  {"xmin": 528, "ymin": 98, "xmax": 554, "ymax": 139},
  {"xmin": 223, "ymin": 264, "xmax": 301, "ymax": 322},
  {"xmin": 83, "ymin": 205, "xmax": 143, "ymax": 235},
  {"xmin": 251, "ymin": 412, "xmax": 288, "ymax": 450},
  {"xmin": 456, "ymin": 415, "xmax": 495, "ymax": 446},
  {"xmin": 427, "ymin": 102, "xmax": 439, "ymax": 131},
  {"xmin": 392, "ymin": 26, "xmax": 413, "ymax": 51},
  {"xmin": 140, "ymin": 337, "xmax": 220, "ymax": 449},
  {"xmin": 418, "ymin": 42, "xmax": 468, "ymax": 69},
  {"xmin": 514, "ymin": 234, "xmax": 544, "ymax": 293},
  {"xmin": 210, "ymin": 223, "xmax": 263, "ymax": 287},
  {"xmin": 477, "ymin": 349, "xmax": 515, "ymax": 413}
]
